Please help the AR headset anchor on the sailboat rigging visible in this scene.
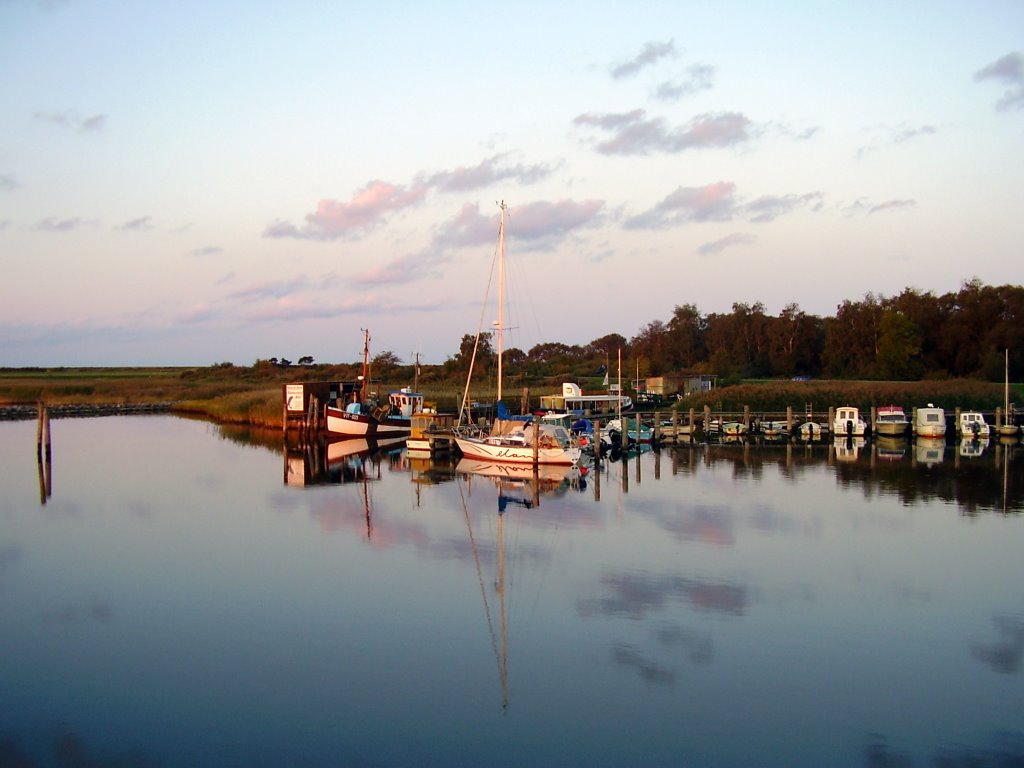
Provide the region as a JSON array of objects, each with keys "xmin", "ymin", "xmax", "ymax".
[
  {"xmin": 324, "ymin": 328, "xmax": 423, "ymax": 439},
  {"xmin": 453, "ymin": 202, "xmax": 581, "ymax": 466},
  {"xmin": 999, "ymin": 348, "xmax": 1021, "ymax": 437}
]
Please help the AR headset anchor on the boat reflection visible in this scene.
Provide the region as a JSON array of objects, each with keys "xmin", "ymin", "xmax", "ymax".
[
  {"xmin": 832, "ymin": 436, "xmax": 866, "ymax": 462},
  {"xmin": 959, "ymin": 437, "xmax": 990, "ymax": 459},
  {"xmin": 915, "ymin": 437, "xmax": 946, "ymax": 467},
  {"xmin": 456, "ymin": 458, "xmax": 586, "ymax": 509},
  {"xmin": 284, "ymin": 436, "xmax": 406, "ymax": 487},
  {"xmin": 875, "ymin": 435, "xmax": 908, "ymax": 462}
]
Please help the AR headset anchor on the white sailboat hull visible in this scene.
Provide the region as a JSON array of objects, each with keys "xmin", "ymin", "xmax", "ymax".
[{"xmin": 453, "ymin": 436, "xmax": 580, "ymax": 465}]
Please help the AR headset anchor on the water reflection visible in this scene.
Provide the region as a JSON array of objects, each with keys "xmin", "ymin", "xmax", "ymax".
[{"xmin": 2, "ymin": 416, "xmax": 1023, "ymax": 767}]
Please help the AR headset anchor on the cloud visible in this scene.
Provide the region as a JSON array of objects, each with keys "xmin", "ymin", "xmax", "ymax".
[
  {"xmin": 227, "ymin": 276, "xmax": 312, "ymax": 302},
  {"xmin": 116, "ymin": 216, "xmax": 155, "ymax": 231},
  {"xmin": 844, "ymin": 198, "xmax": 917, "ymax": 216},
  {"xmin": 574, "ymin": 110, "xmax": 753, "ymax": 155},
  {"xmin": 867, "ymin": 199, "xmax": 915, "ymax": 215},
  {"xmin": 654, "ymin": 64, "xmax": 715, "ymax": 101},
  {"xmin": 263, "ymin": 179, "xmax": 428, "ymax": 241},
  {"xmin": 505, "ymin": 198, "xmax": 606, "ymax": 242},
  {"xmin": 856, "ymin": 123, "xmax": 937, "ymax": 159},
  {"xmin": 610, "ymin": 40, "xmax": 677, "ymax": 79},
  {"xmin": 627, "ymin": 183, "xmax": 822, "ymax": 230},
  {"xmin": 422, "ymin": 153, "xmax": 554, "ymax": 192},
  {"xmin": 432, "ymin": 202, "xmax": 501, "ymax": 250},
  {"xmin": 0, "ymin": 173, "xmax": 19, "ymax": 191},
  {"xmin": 743, "ymin": 192, "xmax": 824, "ymax": 222},
  {"xmin": 265, "ymin": 155, "xmax": 556, "ymax": 242},
  {"xmin": 625, "ymin": 182, "xmax": 738, "ymax": 229},
  {"xmin": 697, "ymin": 233, "xmax": 756, "ymax": 257},
  {"xmin": 352, "ymin": 198, "xmax": 606, "ymax": 287},
  {"xmin": 190, "ymin": 245, "xmax": 223, "ymax": 257},
  {"xmin": 34, "ymin": 110, "xmax": 107, "ymax": 133},
  {"xmin": 974, "ymin": 52, "xmax": 1024, "ymax": 111},
  {"xmin": 35, "ymin": 216, "xmax": 91, "ymax": 232}
]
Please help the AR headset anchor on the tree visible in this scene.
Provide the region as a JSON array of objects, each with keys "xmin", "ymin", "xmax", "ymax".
[
  {"xmin": 875, "ymin": 310, "xmax": 923, "ymax": 380},
  {"xmin": 666, "ymin": 304, "xmax": 707, "ymax": 369}
]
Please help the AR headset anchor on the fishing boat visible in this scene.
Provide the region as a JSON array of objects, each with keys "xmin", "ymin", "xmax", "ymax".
[
  {"xmin": 832, "ymin": 406, "xmax": 867, "ymax": 437},
  {"xmin": 914, "ymin": 404, "xmax": 946, "ymax": 439},
  {"xmin": 957, "ymin": 411, "xmax": 991, "ymax": 440},
  {"xmin": 452, "ymin": 202, "xmax": 581, "ymax": 466},
  {"xmin": 998, "ymin": 348, "xmax": 1020, "ymax": 438},
  {"xmin": 324, "ymin": 329, "xmax": 423, "ymax": 439},
  {"xmin": 873, "ymin": 405, "xmax": 909, "ymax": 437}
]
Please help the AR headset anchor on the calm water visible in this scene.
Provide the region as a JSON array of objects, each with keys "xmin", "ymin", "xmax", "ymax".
[{"xmin": 2, "ymin": 416, "xmax": 1023, "ymax": 767}]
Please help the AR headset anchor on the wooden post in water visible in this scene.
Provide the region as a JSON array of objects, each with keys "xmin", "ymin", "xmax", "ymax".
[
  {"xmin": 996, "ymin": 406, "xmax": 1003, "ymax": 431},
  {"xmin": 533, "ymin": 422, "xmax": 540, "ymax": 465},
  {"xmin": 653, "ymin": 411, "xmax": 660, "ymax": 444},
  {"xmin": 688, "ymin": 408, "xmax": 694, "ymax": 440},
  {"xmin": 743, "ymin": 405, "xmax": 750, "ymax": 433},
  {"xmin": 703, "ymin": 405, "xmax": 711, "ymax": 435},
  {"xmin": 36, "ymin": 402, "xmax": 52, "ymax": 502},
  {"xmin": 786, "ymin": 406, "xmax": 793, "ymax": 434},
  {"xmin": 828, "ymin": 407, "xmax": 835, "ymax": 434}
]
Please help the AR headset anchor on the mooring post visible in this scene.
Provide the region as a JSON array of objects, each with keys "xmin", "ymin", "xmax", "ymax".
[
  {"xmin": 786, "ymin": 406, "xmax": 793, "ymax": 433},
  {"xmin": 36, "ymin": 402, "xmax": 44, "ymax": 457}
]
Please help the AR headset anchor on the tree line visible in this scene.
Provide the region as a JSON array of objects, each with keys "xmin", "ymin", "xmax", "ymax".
[{"xmin": 435, "ymin": 280, "xmax": 1023, "ymax": 387}]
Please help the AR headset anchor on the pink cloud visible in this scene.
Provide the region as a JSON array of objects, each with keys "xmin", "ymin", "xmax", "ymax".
[{"xmin": 264, "ymin": 180, "xmax": 427, "ymax": 241}]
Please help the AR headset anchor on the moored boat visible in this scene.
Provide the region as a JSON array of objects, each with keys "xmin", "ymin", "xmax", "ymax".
[
  {"xmin": 797, "ymin": 421, "xmax": 827, "ymax": 440},
  {"xmin": 957, "ymin": 411, "xmax": 991, "ymax": 439},
  {"xmin": 452, "ymin": 202, "xmax": 580, "ymax": 467},
  {"xmin": 540, "ymin": 382, "xmax": 633, "ymax": 416},
  {"xmin": 324, "ymin": 329, "xmax": 422, "ymax": 439},
  {"xmin": 873, "ymin": 405, "xmax": 909, "ymax": 437},
  {"xmin": 406, "ymin": 407, "xmax": 456, "ymax": 454},
  {"xmin": 832, "ymin": 406, "xmax": 867, "ymax": 437},
  {"xmin": 914, "ymin": 405, "xmax": 947, "ymax": 438}
]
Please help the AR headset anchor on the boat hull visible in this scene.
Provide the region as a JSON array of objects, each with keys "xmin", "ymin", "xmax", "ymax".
[
  {"xmin": 325, "ymin": 406, "xmax": 410, "ymax": 439},
  {"xmin": 453, "ymin": 437, "xmax": 580, "ymax": 465}
]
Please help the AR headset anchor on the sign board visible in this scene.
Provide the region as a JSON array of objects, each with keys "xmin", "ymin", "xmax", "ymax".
[{"xmin": 285, "ymin": 384, "xmax": 306, "ymax": 413}]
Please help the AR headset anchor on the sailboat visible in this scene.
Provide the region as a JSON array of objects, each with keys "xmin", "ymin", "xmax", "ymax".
[
  {"xmin": 325, "ymin": 328, "xmax": 423, "ymax": 439},
  {"xmin": 998, "ymin": 347, "xmax": 1020, "ymax": 438},
  {"xmin": 452, "ymin": 202, "xmax": 581, "ymax": 466}
]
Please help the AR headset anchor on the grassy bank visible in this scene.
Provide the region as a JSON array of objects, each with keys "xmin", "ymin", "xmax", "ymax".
[{"xmin": 1, "ymin": 367, "xmax": 1018, "ymax": 428}]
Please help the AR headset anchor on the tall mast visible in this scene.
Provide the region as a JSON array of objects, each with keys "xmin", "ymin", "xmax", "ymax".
[
  {"xmin": 360, "ymin": 328, "xmax": 370, "ymax": 402},
  {"xmin": 496, "ymin": 201, "xmax": 506, "ymax": 404}
]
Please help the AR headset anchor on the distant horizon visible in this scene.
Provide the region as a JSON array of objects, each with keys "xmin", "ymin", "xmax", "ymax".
[{"xmin": 3, "ymin": 3, "xmax": 1022, "ymax": 368}]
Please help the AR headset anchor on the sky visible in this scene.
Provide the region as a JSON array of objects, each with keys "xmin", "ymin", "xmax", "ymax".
[{"xmin": 1, "ymin": 1, "xmax": 1022, "ymax": 367}]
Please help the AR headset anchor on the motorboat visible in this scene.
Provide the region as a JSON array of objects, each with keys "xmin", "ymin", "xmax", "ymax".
[
  {"xmin": 832, "ymin": 406, "xmax": 867, "ymax": 437},
  {"xmin": 957, "ymin": 411, "xmax": 991, "ymax": 440},
  {"xmin": 914, "ymin": 405, "xmax": 947, "ymax": 438},
  {"xmin": 873, "ymin": 405, "xmax": 909, "ymax": 437}
]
